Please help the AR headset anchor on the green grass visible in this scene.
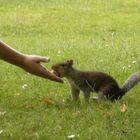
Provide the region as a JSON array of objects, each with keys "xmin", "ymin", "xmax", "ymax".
[{"xmin": 0, "ymin": 0, "xmax": 140, "ymax": 139}]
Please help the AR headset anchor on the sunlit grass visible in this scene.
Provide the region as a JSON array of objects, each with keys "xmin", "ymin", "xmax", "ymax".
[{"xmin": 0, "ymin": 0, "xmax": 140, "ymax": 139}]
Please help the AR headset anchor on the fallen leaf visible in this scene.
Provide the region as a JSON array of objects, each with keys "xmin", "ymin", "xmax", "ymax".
[
  {"xmin": 0, "ymin": 130, "xmax": 3, "ymax": 135},
  {"xmin": 26, "ymin": 128, "xmax": 39, "ymax": 138},
  {"xmin": 26, "ymin": 128, "xmax": 35, "ymax": 135},
  {"xmin": 120, "ymin": 103, "xmax": 127, "ymax": 113},
  {"xmin": 14, "ymin": 93, "xmax": 20, "ymax": 96},
  {"xmin": 58, "ymin": 108, "xmax": 65, "ymax": 113},
  {"xmin": 0, "ymin": 111, "xmax": 6, "ymax": 116},
  {"xmin": 42, "ymin": 97, "xmax": 55, "ymax": 105},
  {"xmin": 72, "ymin": 110, "xmax": 83, "ymax": 117}
]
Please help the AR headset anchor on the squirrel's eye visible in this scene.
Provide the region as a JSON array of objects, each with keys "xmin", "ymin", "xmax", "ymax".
[{"xmin": 60, "ymin": 64, "xmax": 65, "ymax": 67}]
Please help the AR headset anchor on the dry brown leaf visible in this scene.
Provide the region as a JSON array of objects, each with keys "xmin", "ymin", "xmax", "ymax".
[
  {"xmin": 73, "ymin": 110, "xmax": 83, "ymax": 117},
  {"xmin": 14, "ymin": 93, "xmax": 20, "ymax": 97},
  {"xmin": 26, "ymin": 128, "xmax": 35, "ymax": 135},
  {"xmin": 58, "ymin": 108, "xmax": 65, "ymax": 113},
  {"xmin": 42, "ymin": 97, "xmax": 55, "ymax": 105}
]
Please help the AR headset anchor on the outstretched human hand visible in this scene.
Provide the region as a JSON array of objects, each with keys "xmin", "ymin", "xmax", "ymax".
[
  {"xmin": 22, "ymin": 55, "xmax": 63, "ymax": 83},
  {"xmin": 0, "ymin": 40, "xmax": 63, "ymax": 83}
]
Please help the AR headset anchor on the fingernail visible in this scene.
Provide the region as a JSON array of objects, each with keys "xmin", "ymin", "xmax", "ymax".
[{"xmin": 46, "ymin": 57, "xmax": 50, "ymax": 61}]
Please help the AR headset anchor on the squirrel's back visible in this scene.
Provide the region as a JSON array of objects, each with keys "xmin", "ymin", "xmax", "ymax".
[{"xmin": 74, "ymin": 71, "xmax": 120, "ymax": 91}]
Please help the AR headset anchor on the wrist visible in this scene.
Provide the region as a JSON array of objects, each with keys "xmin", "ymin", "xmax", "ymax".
[{"xmin": 17, "ymin": 53, "xmax": 28, "ymax": 69}]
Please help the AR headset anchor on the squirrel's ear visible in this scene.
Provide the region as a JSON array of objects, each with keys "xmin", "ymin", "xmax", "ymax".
[
  {"xmin": 69, "ymin": 59, "xmax": 73, "ymax": 65},
  {"xmin": 66, "ymin": 60, "xmax": 73, "ymax": 66}
]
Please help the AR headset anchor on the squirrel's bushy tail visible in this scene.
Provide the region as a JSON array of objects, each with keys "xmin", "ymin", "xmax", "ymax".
[{"xmin": 121, "ymin": 72, "xmax": 140, "ymax": 95}]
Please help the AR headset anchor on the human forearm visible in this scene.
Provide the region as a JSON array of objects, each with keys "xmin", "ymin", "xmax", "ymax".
[{"xmin": 0, "ymin": 40, "xmax": 25, "ymax": 68}]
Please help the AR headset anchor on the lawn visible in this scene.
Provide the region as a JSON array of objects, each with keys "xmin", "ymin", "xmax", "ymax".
[{"xmin": 0, "ymin": 0, "xmax": 140, "ymax": 139}]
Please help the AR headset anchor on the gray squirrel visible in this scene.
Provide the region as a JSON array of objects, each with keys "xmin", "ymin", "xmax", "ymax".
[{"xmin": 52, "ymin": 60, "xmax": 140, "ymax": 102}]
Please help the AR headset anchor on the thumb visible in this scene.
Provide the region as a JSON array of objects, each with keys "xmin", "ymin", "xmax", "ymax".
[{"xmin": 34, "ymin": 56, "xmax": 50, "ymax": 63}]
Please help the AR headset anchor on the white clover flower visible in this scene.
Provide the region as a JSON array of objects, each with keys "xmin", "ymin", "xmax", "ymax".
[
  {"xmin": 122, "ymin": 66, "xmax": 126, "ymax": 70},
  {"xmin": 22, "ymin": 84, "xmax": 28, "ymax": 89},
  {"xmin": 132, "ymin": 60, "xmax": 136, "ymax": 64},
  {"xmin": 57, "ymin": 50, "xmax": 61, "ymax": 54},
  {"xmin": 67, "ymin": 134, "xmax": 75, "ymax": 139},
  {"xmin": 0, "ymin": 130, "xmax": 3, "ymax": 135},
  {"xmin": 128, "ymin": 65, "xmax": 131, "ymax": 68}
]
